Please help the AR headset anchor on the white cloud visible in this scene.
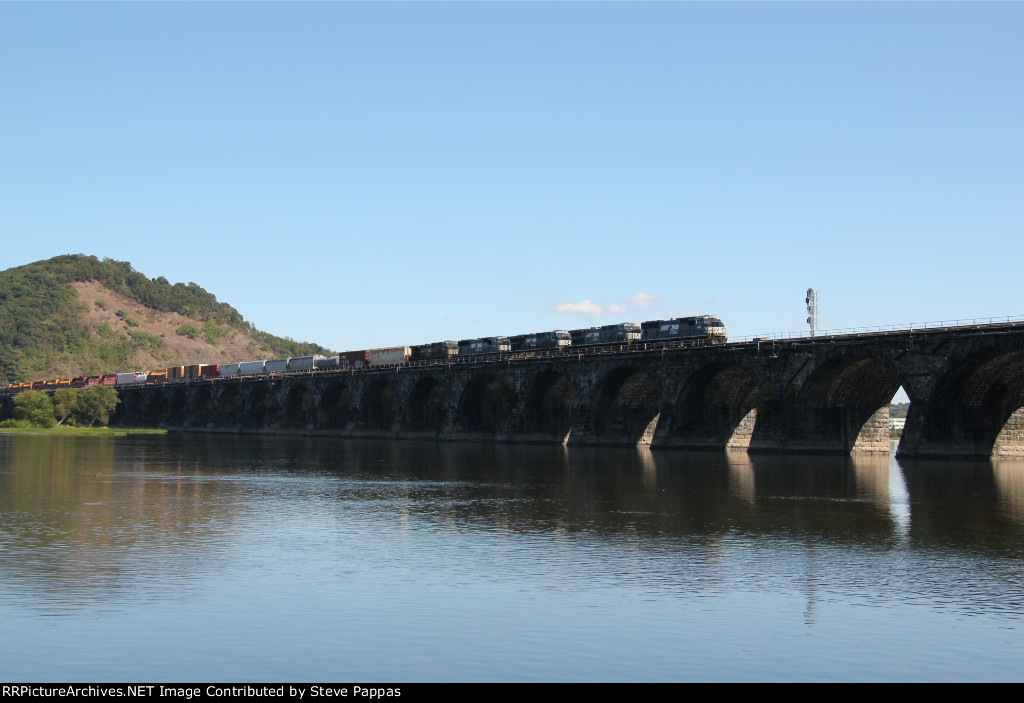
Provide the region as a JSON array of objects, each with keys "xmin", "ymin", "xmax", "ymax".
[
  {"xmin": 622, "ymin": 292, "xmax": 661, "ymax": 309},
  {"xmin": 549, "ymin": 299, "xmax": 606, "ymax": 314},
  {"xmin": 549, "ymin": 296, "xmax": 650, "ymax": 316}
]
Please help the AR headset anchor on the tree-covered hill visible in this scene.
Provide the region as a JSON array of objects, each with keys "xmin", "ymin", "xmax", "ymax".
[{"xmin": 0, "ymin": 254, "xmax": 333, "ymax": 384}]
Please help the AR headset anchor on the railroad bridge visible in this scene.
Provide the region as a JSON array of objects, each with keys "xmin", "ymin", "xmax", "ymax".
[{"xmin": 112, "ymin": 321, "xmax": 1024, "ymax": 459}]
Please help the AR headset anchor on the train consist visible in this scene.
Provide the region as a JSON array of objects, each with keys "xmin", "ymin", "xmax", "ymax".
[{"xmin": 2, "ymin": 315, "xmax": 725, "ymax": 392}]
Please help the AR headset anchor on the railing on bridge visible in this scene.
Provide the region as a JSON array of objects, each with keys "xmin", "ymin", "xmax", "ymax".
[{"xmin": 730, "ymin": 314, "xmax": 1024, "ymax": 344}]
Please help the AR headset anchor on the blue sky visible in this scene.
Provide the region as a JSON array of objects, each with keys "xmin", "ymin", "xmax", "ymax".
[{"xmin": 2, "ymin": 2, "xmax": 1021, "ymax": 358}]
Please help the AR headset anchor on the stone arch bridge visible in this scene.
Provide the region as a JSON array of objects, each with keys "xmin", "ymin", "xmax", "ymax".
[{"xmin": 112, "ymin": 321, "xmax": 1024, "ymax": 459}]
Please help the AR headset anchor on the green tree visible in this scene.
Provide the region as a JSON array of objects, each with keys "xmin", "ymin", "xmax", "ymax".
[
  {"xmin": 76, "ymin": 386, "xmax": 119, "ymax": 427},
  {"xmin": 13, "ymin": 390, "xmax": 57, "ymax": 427},
  {"xmin": 52, "ymin": 388, "xmax": 78, "ymax": 425}
]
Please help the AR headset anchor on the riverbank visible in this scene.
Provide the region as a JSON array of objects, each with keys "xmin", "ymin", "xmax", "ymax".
[{"xmin": 0, "ymin": 426, "xmax": 167, "ymax": 436}]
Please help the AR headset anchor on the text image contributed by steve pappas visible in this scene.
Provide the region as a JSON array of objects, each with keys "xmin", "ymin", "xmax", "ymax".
[{"xmin": 1, "ymin": 686, "xmax": 404, "ymax": 700}]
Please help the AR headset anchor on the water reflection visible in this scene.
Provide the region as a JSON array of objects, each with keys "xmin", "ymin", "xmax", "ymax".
[{"xmin": 2, "ymin": 434, "xmax": 1024, "ymax": 681}]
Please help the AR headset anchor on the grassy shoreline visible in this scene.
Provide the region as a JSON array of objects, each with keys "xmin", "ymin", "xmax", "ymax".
[{"xmin": 0, "ymin": 426, "xmax": 166, "ymax": 436}]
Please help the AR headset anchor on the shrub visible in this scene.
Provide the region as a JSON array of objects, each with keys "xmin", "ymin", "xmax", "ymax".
[{"xmin": 176, "ymin": 324, "xmax": 200, "ymax": 340}]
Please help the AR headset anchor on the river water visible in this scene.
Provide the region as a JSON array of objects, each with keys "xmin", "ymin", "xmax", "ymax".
[{"xmin": 0, "ymin": 434, "xmax": 1022, "ymax": 682}]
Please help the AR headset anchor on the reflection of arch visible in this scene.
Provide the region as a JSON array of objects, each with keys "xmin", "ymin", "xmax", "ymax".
[
  {"xmin": 285, "ymin": 383, "xmax": 315, "ymax": 429},
  {"xmin": 364, "ymin": 380, "xmax": 400, "ymax": 431},
  {"xmin": 318, "ymin": 381, "xmax": 354, "ymax": 430},
  {"xmin": 908, "ymin": 349, "xmax": 1024, "ymax": 457},
  {"xmin": 457, "ymin": 374, "xmax": 511, "ymax": 434},
  {"xmin": 670, "ymin": 363, "xmax": 759, "ymax": 449},
  {"xmin": 593, "ymin": 367, "xmax": 662, "ymax": 445},
  {"xmin": 244, "ymin": 385, "xmax": 279, "ymax": 430},
  {"xmin": 408, "ymin": 377, "xmax": 449, "ymax": 432},
  {"xmin": 524, "ymin": 370, "xmax": 579, "ymax": 440}
]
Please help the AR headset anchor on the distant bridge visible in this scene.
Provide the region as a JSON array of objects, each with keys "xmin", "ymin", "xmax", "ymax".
[{"xmin": 112, "ymin": 320, "xmax": 1024, "ymax": 459}]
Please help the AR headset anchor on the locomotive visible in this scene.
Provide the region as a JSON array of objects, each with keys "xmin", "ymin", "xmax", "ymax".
[{"xmin": 1, "ymin": 315, "xmax": 726, "ymax": 391}]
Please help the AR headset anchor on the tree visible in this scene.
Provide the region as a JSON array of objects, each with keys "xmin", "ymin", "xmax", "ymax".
[
  {"xmin": 13, "ymin": 390, "xmax": 56, "ymax": 427},
  {"xmin": 52, "ymin": 388, "xmax": 78, "ymax": 425},
  {"xmin": 76, "ymin": 386, "xmax": 119, "ymax": 427}
]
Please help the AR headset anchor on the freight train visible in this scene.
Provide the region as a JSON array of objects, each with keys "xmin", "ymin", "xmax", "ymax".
[{"xmin": 1, "ymin": 315, "xmax": 726, "ymax": 392}]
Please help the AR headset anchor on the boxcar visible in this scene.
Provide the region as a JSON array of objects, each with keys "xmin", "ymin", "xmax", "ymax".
[{"xmin": 368, "ymin": 347, "xmax": 412, "ymax": 366}]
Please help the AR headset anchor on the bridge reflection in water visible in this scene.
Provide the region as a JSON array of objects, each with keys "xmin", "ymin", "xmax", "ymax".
[{"xmin": 111, "ymin": 321, "xmax": 1024, "ymax": 460}]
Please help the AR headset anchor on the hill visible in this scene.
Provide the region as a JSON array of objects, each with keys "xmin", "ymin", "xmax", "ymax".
[{"xmin": 0, "ymin": 254, "xmax": 333, "ymax": 384}]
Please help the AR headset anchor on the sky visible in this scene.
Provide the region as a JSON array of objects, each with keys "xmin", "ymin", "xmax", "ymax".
[{"xmin": 2, "ymin": 2, "xmax": 1021, "ymax": 360}]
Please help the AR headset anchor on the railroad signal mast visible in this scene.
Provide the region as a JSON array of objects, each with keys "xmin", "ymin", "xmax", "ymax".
[{"xmin": 806, "ymin": 288, "xmax": 819, "ymax": 337}]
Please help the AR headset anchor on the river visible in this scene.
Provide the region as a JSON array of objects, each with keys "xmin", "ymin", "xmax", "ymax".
[{"xmin": 1, "ymin": 434, "xmax": 1022, "ymax": 682}]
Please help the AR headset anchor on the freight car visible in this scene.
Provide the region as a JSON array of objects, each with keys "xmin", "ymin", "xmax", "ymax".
[
  {"xmin": 314, "ymin": 355, "xmax": 340, "ymax": 370},
  {"xmin": 368, "ymin": 347, "xmax": 412, "ymax": 366},
  {"xmin": 1, "ymin": 314, "xmax": 727, "ymax": 395}
]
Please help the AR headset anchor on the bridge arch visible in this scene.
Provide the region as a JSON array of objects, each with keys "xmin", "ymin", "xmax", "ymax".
[
  {"xmin": 407, "ymin": 377, "xmax": 450, "ymax": 433},
  {"xmin": 191, "ymin": 385, "xmax": 215, "ymax": 428},
  {"xmin": 317, "ymin": 381, "xmax": 354, "ymax": 430},
  {"xmin": 664, "ymin": 362, "xmax": 760, "ymax": 449},
  {"xmin": 590, "ymin": 366, "xmax": 663, "ymax": 445},
  {"xmin": 456, "ymin": 373, "xmax": 512, "ymax": 435},
  {"xmin": 285, "ymin": 383, "xmax": 316, "ymax": 429},
  {"xmin": 166, "ymin": 387, "xmax": 188, "ymax": 427},
  {"xmin": 137, "ymin": 387, "xmax": 169, "ymax": 426},
  {"xmin": 523, "ymin": 369, "xmax": 580, "ymax": 442},
  {"xmin": 244, "ymin": 384, "xmax": 280, "ymax": 430},
  {"xmin": 901, "ymin": 348, "xmax": 1024, "ymax": 458},
  {"xmin": 213, "ymin": 384, "xmax": 244, "ymax": 428},
  {"xmin": 752, "ymin": 354, "xmax": 901, "ymax": 454},
  {"xmin": 362, "ymin": 379, "xmax": 400, "ymax": 431}
]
